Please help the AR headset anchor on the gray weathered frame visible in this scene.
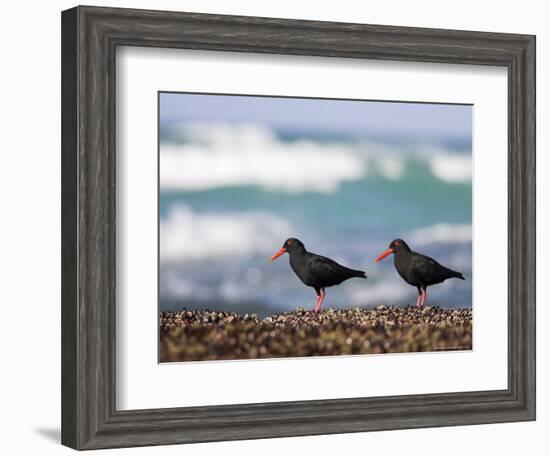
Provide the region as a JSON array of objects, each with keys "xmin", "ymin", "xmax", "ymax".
[{"xmin": 61, "ymin": 5, "xmax": 536, "ymax": 450}]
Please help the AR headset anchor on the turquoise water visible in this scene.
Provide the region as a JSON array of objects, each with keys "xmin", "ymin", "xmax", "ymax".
[{"xmin": 159, "ymin": 125, "xmax": 472, "ymax": 316}]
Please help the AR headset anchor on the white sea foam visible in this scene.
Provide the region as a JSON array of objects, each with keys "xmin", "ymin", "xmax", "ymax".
[
  {"xmin": 160, "ymin": 205, "xmax": 293, "ymax": 262},
  {"xmin": 161, "ymin": 123, "xmax": 365, "ymax": 193},
  {"xmin": 428, "ymin": 153, "xmax": 472, "ymax": 183},
  {"xmin": 409, "ymin": 223, "xmax": 472, "ymax": 245},
  {"xmin": 376, "ymin": 156, "xmax": 405, "ymax": 180},
  {"xmin": 160, "ymin": 123, "xmax": 472, "ymax": 192}
]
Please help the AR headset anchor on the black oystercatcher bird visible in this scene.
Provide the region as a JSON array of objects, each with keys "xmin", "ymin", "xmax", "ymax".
[
  {"xmin": 375, "ymin": 239, "xmax": 465, "ymax": 306},
  {"xmin": 270, "ymin": 238, "xmax": 367, "ymax": 312}
]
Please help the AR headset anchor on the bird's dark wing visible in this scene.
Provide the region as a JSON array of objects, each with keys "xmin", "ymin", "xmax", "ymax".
[
  {"xmin": 410, "ymin": 253, "xmax": 461, "ymax": 285},
  {"xmin": 306, "ymin": 253, "xmax": 365, "ymax": 286}
]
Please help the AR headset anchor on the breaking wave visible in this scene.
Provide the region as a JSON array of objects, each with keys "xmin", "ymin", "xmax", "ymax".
[
  {"xmin": 160, "ymin": 123, "xmax": 472, "ymax": 193},
  {"xmin": 160, "ymin": 124, "xmax": 365, "ymax": 193},
  {"xmin": 408, "ymin": 224, "xmax": 472, "ymax": 245},
  {"xmin": 160, "ymin": 204, "xmax": 293, "ymax": 262},
  {"xmin": 429, "ymin": 153, "xmax": 472, "ymax": 183}
]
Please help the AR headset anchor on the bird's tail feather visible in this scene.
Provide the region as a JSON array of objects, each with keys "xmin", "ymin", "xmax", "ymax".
[
  {"xmin": 453, "ymin": 270, "xmax": 465, "ymax": 280},
  {"xmin": 352, "ymin": 269, "xmax": 368, "ymax": 279}
]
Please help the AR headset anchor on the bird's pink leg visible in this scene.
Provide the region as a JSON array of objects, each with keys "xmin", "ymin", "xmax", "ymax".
[
  {"xmin": 321, "ymin": 289, "xmax": 327, "ymax": 311},
  {"xmin": 420, "ymin": 288, "xmax": 427, "ymax": 306},
  {"xmin": 416, "ymin": 288, "xmax": 422, "ymax": 307},
  {"xmin": 314, "ymin": 291, "xmax": 321, "ymax": 312},
  {"xmin": 314, "ymin": 289, "xmax": 326, "ymax": 313}
]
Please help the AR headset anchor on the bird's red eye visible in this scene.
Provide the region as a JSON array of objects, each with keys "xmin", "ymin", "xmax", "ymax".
[
  {"xmin": 394, "ymin": 241, "xmax": 400, "ymax": 246},
  {"xmin": 287, "ymin": 240, "xmax": 293, "ymax": 246}
]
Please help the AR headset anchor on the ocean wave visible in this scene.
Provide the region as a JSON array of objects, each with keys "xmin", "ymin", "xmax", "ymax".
[
  {"xmin": 408, "ymin": 223, "xmax": 472, "ymax": 245},
  {"xmin": 160, "ymin": 123, "xmax": 472, "ymax": 193},
  {"xmin": 375, "ymin": 156, "xmax": 405, "ymax": 180},
  {"xmin": 160, "ymin": 123, "xmax": 365, "ymax": 193},
  {"xmin": 428, "ymin": 153, "xmax": 472, "ymax": 183},
  {"xmin": 160, "ymin": 204, "xmax": 293, "ymax": 262}
]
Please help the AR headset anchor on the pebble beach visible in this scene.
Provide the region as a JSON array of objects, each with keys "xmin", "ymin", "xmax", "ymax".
[{"xmin": 159, "ymin": 306, "xmax": 472, "ymax": 362}]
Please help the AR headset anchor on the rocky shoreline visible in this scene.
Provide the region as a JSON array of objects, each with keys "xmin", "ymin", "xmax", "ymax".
[{"xmin": 159, "ymin": 307, "xmax": 472, "ymax": 362}]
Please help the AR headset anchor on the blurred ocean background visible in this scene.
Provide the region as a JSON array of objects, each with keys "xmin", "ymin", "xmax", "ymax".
[{"xmin": 159, "ymin": 94, "xmax": 472, "ymax": 317}]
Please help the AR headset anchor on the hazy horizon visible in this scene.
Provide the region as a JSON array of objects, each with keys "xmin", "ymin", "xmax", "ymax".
[{"xmin": 160, "ymin": 92, "xmax": 472, "ymax": 140}]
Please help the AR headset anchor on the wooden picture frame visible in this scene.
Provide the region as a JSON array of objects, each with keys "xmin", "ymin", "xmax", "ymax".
[{"xmin": 61, "ymin": 5, "xmax": 536, "ymax": 450}]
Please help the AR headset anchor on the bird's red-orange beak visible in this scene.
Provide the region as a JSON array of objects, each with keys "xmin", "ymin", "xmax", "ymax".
[
  {"xmin": 270, "ymin": 247, "xmax": 287, "ymax": 261},
  {"xmin": 375, "ymin": 248, "xmax": 393, "ymax": 262}
]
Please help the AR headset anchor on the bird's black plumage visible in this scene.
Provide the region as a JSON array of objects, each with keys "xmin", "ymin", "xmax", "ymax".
[
  {"xmin": 376, "ymin": 239, "xmax": 464, "ymax": 306},
  {"xmin": 270, "ymin": 238, "xmax": 366, "ymax": 312}
]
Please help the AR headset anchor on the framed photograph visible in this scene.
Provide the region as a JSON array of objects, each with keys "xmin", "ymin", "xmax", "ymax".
[{"xmin": 61, "ymin": 5, "xmax": 535, "ymax": 450}]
